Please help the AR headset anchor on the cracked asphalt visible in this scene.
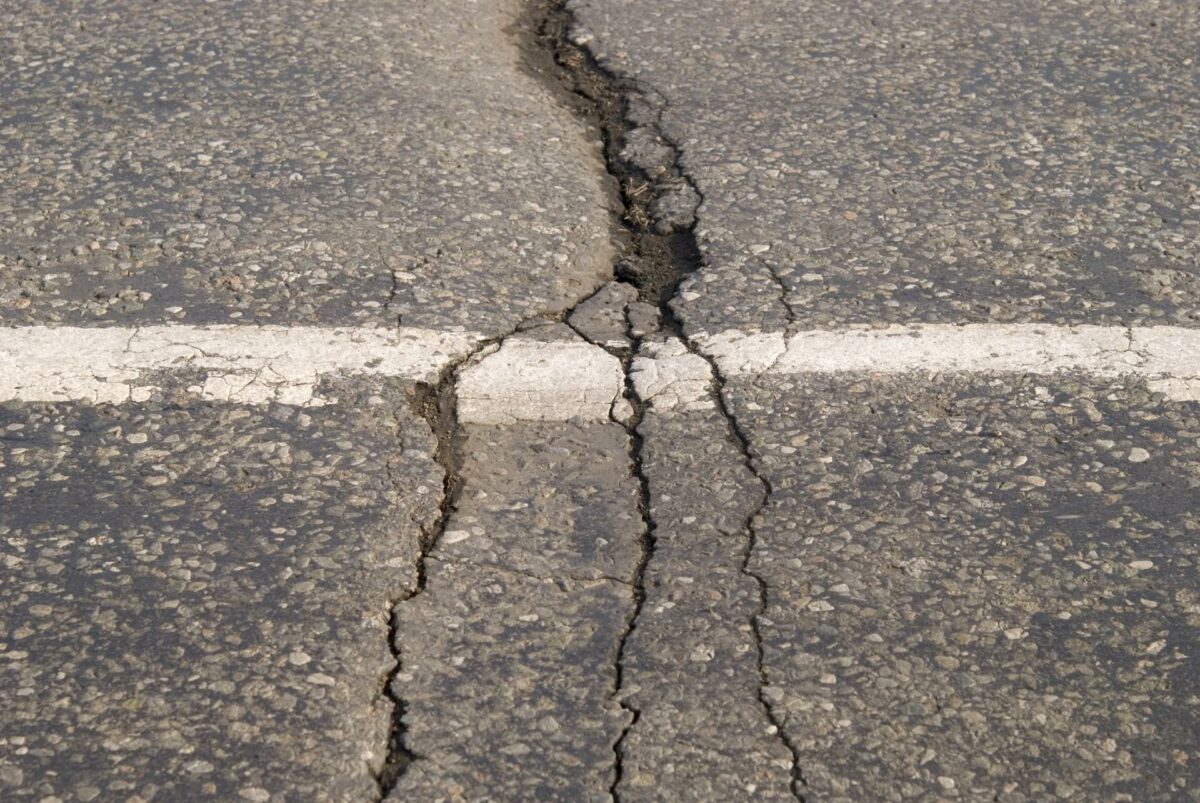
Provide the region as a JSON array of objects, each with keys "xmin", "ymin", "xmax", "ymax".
[{"xmin": 3, "ymin": 0, "xmax": 1199, "ymax": 801}]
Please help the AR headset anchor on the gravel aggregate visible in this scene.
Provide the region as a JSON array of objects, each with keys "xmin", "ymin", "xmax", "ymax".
[
  {"xmin": 1, "ymin": 0, "xmax": 613, "ymax": 335},
  {"xmin": 729, "ymin": 372, "xmax": 1200, "ymax": 801},
  {"xmin": 0, "ymin": 377, "xmax": 441, "ymax": 800}
]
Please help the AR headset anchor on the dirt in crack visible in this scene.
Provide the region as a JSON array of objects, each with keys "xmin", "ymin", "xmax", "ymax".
[
  {"xmin": 522, "ymin": 1, "xmax": 808, "ymax": 799},
  {"xmin": 374, "ymin": 368, "xmax": 465, "ymax": 797},
  {"xmin": 519, "ymin": 0, "xmax": 704, "ymax": 313}
]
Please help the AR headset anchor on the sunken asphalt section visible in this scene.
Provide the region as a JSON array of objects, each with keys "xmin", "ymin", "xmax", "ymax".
[{"xmin": 3, "ymin": 0, "xmax": 1200, "ymax": 801}]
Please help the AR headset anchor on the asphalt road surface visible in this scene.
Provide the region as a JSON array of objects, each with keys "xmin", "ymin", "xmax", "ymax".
[{"xmin": 2, "ymin": 0, "xmax": 1198, "ymax": 801}]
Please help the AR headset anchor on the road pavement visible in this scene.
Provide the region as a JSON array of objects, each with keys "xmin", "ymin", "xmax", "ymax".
[{"xmin": 2, "ymin": 0, "xmax": 1198, "ymax": 801}]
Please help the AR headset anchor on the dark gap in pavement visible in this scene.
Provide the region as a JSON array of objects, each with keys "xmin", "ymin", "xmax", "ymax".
[
  {"xmin": 518, "ymin": 0, "xmax": 703, "ymax": 320},
  {"xmin": 520, "ymin": 1, "xmax": 809, "ymax": 798},
  {"xmin": 373, "ymin": 355, "xmax": 470, "ymax": 797}
]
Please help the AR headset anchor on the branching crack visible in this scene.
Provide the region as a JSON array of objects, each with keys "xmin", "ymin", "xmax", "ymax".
[
  {"xmin": 374, "ymin": 299, "xmax": 646, "ymax": 797},
  {"xmin": 525, "ymin": 0, "xmax": 806, "ymax": 798}
]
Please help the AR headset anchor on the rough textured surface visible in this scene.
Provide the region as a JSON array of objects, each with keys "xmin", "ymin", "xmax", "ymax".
[
  {"xmin": 568, "ymin": 281, "xmax": 640, "ymax": 352},
  {"xmin": 6, "ymin": 0, "xmax": 1200, "ymax": 798},
  {"xmin": 570, "ymin": 0, "xmax": 1200, "ymax": 333},
  {"xmin": 631, "ymin": 337, "xmax": 715, "ymax": 413},
  {"xmin": 730, "ymin": 372, "xmax": 1200, "ymax": 801},
  {"xmin": 388, "ymin": 420, "xmax": 642, "ymax": 800},
  {"xmin": 0, "ymin": 377, "xmax": 442, "ymax": 801},
  {"xmin": 0, "ymin": 0, "xmax": 613, "ymax": 334}
]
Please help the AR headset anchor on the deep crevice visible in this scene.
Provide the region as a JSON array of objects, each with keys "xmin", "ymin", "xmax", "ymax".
[
  {"xmin": 520, "ymin": 0, "xmax": 704, "ymax": 315},
  {"xmin": 376, "ymin": 0, "xmax": 805, "ymax": 796},
  {"xmin": 522, "ymin": 1, "xmax": 808, "ymax": 799}
]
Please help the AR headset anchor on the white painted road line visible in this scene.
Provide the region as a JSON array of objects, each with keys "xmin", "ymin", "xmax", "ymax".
[
  {"xmin": 0, "ymin": 326, "xmax": 479, "ymax": 406},
  {"xmin": 698, "ymin": 324, "xmax": 1200, "ymax": 401},
  {"xmin": 2, "ymin": 323, "xmax": 1199, "ymax": 413},
  {"xmin": 457, "ymin": 338, "xmax": 625, "ymax": 425}
]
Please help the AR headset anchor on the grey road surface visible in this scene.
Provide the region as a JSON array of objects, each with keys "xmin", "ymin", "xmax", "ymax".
[
  {"xmin": 2, "ymin": 0, "xmax": 1198, "ymax": 801},
  {"xmin": 1, "ymin": 0, "xmax": 612, "ymax": 333},
  {"xmin": 569, "ymin": 0, "xmax": 1200, "ymax": 798},
  {"xmin": 573, "ymin": 0, "xmax": 1200, "ymax": 332}
]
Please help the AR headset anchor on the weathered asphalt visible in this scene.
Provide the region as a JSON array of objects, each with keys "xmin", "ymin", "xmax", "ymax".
[{"xmin": 2, "ymin": 0, "xmax": 1198, "ymax": 801}]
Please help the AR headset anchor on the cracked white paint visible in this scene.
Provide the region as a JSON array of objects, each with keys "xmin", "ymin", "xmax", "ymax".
[
  {"xmin": 631, "ymin": 338, "xmax": 715, "ymax": 411},
  {"xmin": 457, "ymin": 337, "xmax": 624, "ymax": 424},
  {"xmin": 695, "ymin": 329, "xmax": 788, "ymax": 377},
  {"xmin": 698, "ymin": 324, "xmax": 1200, "ymax": 401},
  {"xmin": 0, "ymin": 325, "xmax": 479, "ymax": 406},
  {"xmin": 3, "ymin": 323, "xmax": 1200, "ymax": 412}
]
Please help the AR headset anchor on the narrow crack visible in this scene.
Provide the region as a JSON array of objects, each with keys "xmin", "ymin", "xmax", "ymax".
[
  {"xmin": 524, "ymin": 1, "xmax": 807, "ymax": 798},
  {"xmin": 708, "ymin": 362, "xmax": 809, "ymax": 802},
  {"xmin": 373, "ymin": 351, "xmax": 466, "ymax": 797},
  {"xmin": 606, "ymin": 316, "xmax": 655, "ymax": 801},
  {"xmin": 760, "ymin": 257, "xmax": 799, "ymax": 333}
]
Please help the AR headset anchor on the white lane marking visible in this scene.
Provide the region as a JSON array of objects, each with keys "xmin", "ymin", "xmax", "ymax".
[
  {"xmin": 0, "ymin": 326, "xmax": 478, "ymax": 406},
  {"xmin": 2, "ymin": 323, "xmax": 1199, "ymax": 413},
  {"xmin": 697, "ymin": 324, "xmax": 1200, "ymax": 401},
  {"xmin": 457, "ymin": 337, "xmax": 624, "ymax": 425}
]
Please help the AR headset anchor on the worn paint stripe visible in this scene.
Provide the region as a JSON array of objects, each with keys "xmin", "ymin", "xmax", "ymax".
[
  {"xmin": 2, "ymin": 323, "xmax": 1199, "ymax": 413},
  {"xmin": 696, "ymin": 324, "xmax": 1200, "ymax": 401},
  {"xmin": 457, "ymin": 337, "xmax": 625, "ymax": 425},
  {"xmin": 0, "ymin": 325, "xmax": 479, "ymax": 406}
]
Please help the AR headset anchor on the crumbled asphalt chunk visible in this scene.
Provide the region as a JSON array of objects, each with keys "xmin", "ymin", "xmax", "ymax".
[
  {"xmin": 0, "ymin": 378, "xmax": 441, "ymax": 801},
  {"xmin": 729, "ymin": 372, "xmax": 1200, "ymax": 801},
  {"xmin": 650, "ymin": 181, "xmax": 703, "ymax": 236},
  {"xmin": 568, "ymin": 281, "xmax": 640, "ymax": 352},
  {"xmin": 0, "ymin": 0, "xmax": 612, "ymax": 334},
  {"xmin": 626, "ymin": 302, "xmax": 662, "ymax": 341}
]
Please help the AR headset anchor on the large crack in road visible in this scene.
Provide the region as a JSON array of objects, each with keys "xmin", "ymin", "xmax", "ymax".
[
  {"xmin": 525, "ymin": 1, "xmax": 808, "ymax": 798},
  {"xmin": 376, "ymin": 0, "xmax": 806, "ymax": 796},
  {"xmin": 375, "ymin": 343, "xmax": 477, "ymax": 795}
]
